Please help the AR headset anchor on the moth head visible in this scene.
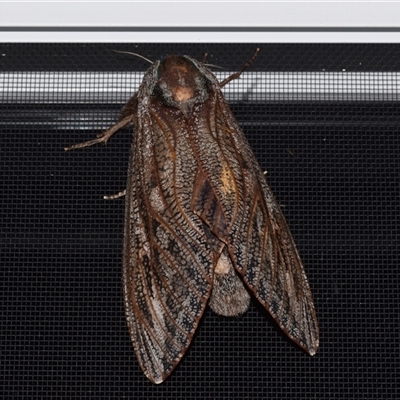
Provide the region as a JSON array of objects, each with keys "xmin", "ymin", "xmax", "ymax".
[{"xmin": 154, "ymin": 56, "xmax": 211, "ymax": 115}]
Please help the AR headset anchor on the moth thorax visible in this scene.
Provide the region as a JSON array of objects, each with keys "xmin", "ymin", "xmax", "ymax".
[{"xmin": 156, "ymin": 55, "xmax": 209, "ymax": 107}]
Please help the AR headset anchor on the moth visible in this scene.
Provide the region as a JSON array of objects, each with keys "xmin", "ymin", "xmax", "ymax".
[{"xmin": 65, "ymin": 49, "xmax": 319, "ymax": 384}]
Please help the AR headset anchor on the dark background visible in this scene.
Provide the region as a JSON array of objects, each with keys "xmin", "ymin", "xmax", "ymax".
[{"xmin": 1, "ymin": 43, "xmax": 399, "ymax": 399}]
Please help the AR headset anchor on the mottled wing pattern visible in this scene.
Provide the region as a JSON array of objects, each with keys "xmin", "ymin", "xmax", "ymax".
[
  {"xmin": 190, "ymin": 88, "xmax": 319, "ymax": 355},
  {"xmin": 66, "ymin": 52, "xmax": 318, "ymax": 385},
  {"xmin": 122, "ymin": 95, "xmax": 214, "ymax": 384}
]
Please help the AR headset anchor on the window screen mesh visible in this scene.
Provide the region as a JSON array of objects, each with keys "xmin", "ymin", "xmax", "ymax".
[{"xmin": 1, "ymin": 43, "xmax": 399, "ymax": 399}]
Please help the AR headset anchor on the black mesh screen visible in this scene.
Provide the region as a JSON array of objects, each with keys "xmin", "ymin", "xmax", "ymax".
[{"xmin": 1, "ymin": 43, "xmax": 399, "ymax": 398}]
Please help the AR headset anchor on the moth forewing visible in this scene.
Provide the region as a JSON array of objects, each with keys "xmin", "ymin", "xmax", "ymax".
[{"xmin": 65, "ymin": 49, "xmax": 319, "ymax": 384}]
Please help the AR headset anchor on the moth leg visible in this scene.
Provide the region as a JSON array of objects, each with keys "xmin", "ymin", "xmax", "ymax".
[
  {"xmin": 219, "ymin": 48, "xmax": 260, "ymax": 88},
  {"xmin": 64, "ymin": 115, "xmax": 133, "ymax": 151},
  {"xmin": 103, "ymin": 189, "xmax": 126, "ymax": 200}
]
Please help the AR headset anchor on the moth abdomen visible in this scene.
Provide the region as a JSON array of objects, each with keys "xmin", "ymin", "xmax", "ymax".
[{"xmin": 209, "ymin": 249, "xmax": 250, "ymax": 317}]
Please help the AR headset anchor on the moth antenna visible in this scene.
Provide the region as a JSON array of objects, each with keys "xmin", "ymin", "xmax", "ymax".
[
  {"xmin": 113, "ymin": 50, "xmax": 153, "ymax": 65},
  {"xmin": 204, "ymin": 63, "xmax": 224, "ymax": 69}
]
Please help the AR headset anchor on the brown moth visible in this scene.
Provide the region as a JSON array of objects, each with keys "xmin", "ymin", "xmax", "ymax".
[{"xmin": 65, "ymin": 49, "xmax": 319, "ymax": 384}]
